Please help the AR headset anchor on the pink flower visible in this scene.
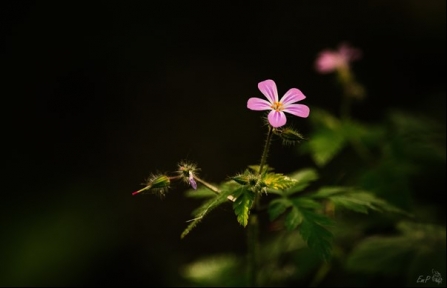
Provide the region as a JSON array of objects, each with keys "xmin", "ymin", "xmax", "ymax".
[
  {"xmin": 315, "ymin": 43, "xmax": 362, "ymax": 74},
  {"xmin": 247, "ymin": 79, "xmax": 310, "ymax": 128}
]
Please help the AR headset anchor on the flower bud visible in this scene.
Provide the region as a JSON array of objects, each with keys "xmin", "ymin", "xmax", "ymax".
[
  {"xmin": 150, "ymin": 175, "xmax": 171, "ymax": 189},
  {"xmin": 232, "ymin": 172, "xmax": 259, "ymax": 186},
  {"xmin": 178, "ymin": 161, "xmax": 200, "ymax": 189},
  {"xmin": 132, "ymin": 174, "xmax": 170, "ymax": 196},
  {"xmin": 273, "ymin": 127, "xmax": 305, "ymax": 145},
  {"xmin": 232, "ymin": 175, "xmax": 249, "ymax": 185}
]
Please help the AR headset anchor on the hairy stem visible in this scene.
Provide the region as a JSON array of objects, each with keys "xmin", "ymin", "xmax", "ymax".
[
  {"xmin": 258, "ymin": 125, "xmax": 273, "ymax": 176},
  {"xmin": 247, "ymin": 124, "xmax": 274, "ymax": 286},
  {"xmin": 131, "ymin": 186, "xmax": 151, "ymax": 196},
  {"xmin": 247, "ymin": 212, "xmax": 260, "ymax": 287},
  {"xmin": 194, "ymin": 176, "xmax": 236, "ymax": 202}
]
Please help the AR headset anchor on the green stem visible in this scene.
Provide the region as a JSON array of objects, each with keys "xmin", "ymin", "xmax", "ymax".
[
  {"xmin": 247, "ymin": 212, "xmax": 260, "ymax": 287},
  {"xmin": 338, "ymin": 66, "xmax": 352, "ymax": 120},
  {"xmin": 194, "ymin": 176, "xmax": 236, "ymax": 202},
  {"xmin": 258, "ymin": 125, "xmax": 273, "ymax": 176},
  {"xmin": 246, "ymin": 124, "xmax": 274, "ymax": 287}
]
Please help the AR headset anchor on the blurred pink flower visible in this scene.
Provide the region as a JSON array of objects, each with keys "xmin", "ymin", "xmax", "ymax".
[
  {"xmin": 247, "ymin": 79, "xmax": 310, "ymax": 128},
  {"xmin": 315, "ymin": 43, "xmax": 362, "ymax": 74}
]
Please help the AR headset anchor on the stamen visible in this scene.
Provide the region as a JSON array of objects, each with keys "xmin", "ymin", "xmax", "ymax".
[{"xmin": 271, "ymin": 101, "xmax": 284, "ymax": 111}]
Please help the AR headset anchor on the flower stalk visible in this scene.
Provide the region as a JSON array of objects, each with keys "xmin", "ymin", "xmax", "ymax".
[{"xmin": 194, "ymin": 175, "xmax": 236, "ymax": 202}]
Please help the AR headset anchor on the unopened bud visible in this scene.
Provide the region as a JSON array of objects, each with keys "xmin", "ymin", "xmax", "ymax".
[
  {"xmin": 273, "ymin": 127, "xmax": 305, "ymax": 145},
  {"xmin": 132, "ymin": 174, "xmax": 170, "ymax": 196},
  {"xmin": 232, "ymin": 172, "xmax": 259, "ymax": 186},
  {"xmin": 232, "ymin": 175, "xmax": 249, "ymax": 185},
  {"xmin": 150, "ymin": 175, "xmax": 171, "ymax": 189},
  {"xmin": 178, "ymin": 161, "xmax": 200, "ymax": 189}
]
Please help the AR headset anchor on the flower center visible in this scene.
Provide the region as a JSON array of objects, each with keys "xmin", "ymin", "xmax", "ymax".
[{"xmin": 271, "ymin": 101, "xmax": 284, "ymax": 111}]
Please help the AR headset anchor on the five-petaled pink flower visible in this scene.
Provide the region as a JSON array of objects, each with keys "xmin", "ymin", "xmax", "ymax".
[
  {"xmin": 247, "ymin": 79, "xmax": 310, "ymax": 128},
  {"xmin": 315, "ymin": 42, "xmax": 362, "ymax": 74}
]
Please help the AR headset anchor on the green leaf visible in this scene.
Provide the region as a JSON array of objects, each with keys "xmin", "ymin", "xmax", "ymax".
[
  {"xmin": 248, "ymin": 165, "xmax": 274, "ymax": 174},
  {"xmin": 181, "ymin": 187, "xmax": 237, "ymax": 238},
  {"xmin": 346, "ymin": 221, "xmax": 446, "ymax": 280},
  {"xmin": 184, "ymin": 186, "xmax": 220, "ymax": 198},
  {"xmin": 347, "ymin": 235, "xmax": 415, "ymax": 275},
  {"xmin": 232, "ymin": 187, "xmax": 255, "ymax": 227},
  {"xmin": 298, "ymin": 209, "xmax": 334, "ymax": 261},
  {"xmin": 268, "ymin": 198, "xmax": 292, "ymax": 221},
  {"xmin": 342, "ymin": 119, "xmax": 385, "ymax": 146},
  {"xmin": 310, "ymin": 186, "xmax": 347, "ymax": 198},
  {"xmin": 284, "ymin": 206, "xmax": 303, "ymax": 230},
  {"xmin": 388, "ymin": 110, "xmax": 446, "ymax": 161},
  {"xmin": 275, "ymin": 196, "xmax": 333, "ymax": 261},
  {"xmin": 300, "ymin": 109, "xmax": 347, "ymax": 167},
  {"xmin": 282, "ymin": 169, "xmax": 319, "ymax": 196},
  {"xmin": 273, "ymin": 126, "xmax": 305, "ymax": 145},
  {"xmin": 181, "ymin": 254, "xmax": 243, "ymax": 287},
  {"xmin": 263, "ymin": 173, "xmax": 297, "ymax": 191},
  {"xmin": 307, "ymin": 108, "xmax": 341, "ymax": 128},
  {"xmin": 290, "ymin": 197, "xmax": 322, "ymax": 210},
  {"xmin": 330, "ymin": 195, "xmax": 371, "ymax": 214},
  {"xmin": 311, "ymin": 186, "xmax": 411, "ymax": 216},
  {"xmin": 304, "ymin": 127, "xmax": 346, "ymax": 167}
]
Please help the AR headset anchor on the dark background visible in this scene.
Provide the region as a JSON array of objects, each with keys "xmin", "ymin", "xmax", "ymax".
[{"xmin": 1, "ymin": 0, "xmax": 445, "ymax": 286}]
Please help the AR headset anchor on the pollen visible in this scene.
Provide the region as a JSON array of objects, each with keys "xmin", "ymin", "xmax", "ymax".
[{"xmin": 271, "ymin": 101, "xmax": 284, "ymax": 111}]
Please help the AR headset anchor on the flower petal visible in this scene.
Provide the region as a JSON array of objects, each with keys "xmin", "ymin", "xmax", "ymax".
[
  {"xmin": 247, "ymin": 97, "xmax": 272, "ymax": 111},
  {"xmin": 283, "ymin": 104, "xmax": 310, "ymax": 118},
  {"xmin": 258, "ymin": 79, "xmax": 278, "ymax": 103},
  {"xmin": 189, "ymin": 171, "xmax": 197, "ymax": 190},
  {"xmin": 315, "ymin": 51, "xmax": 340, "ymax": 73},
  {"xmin": 268, "ymin": 110, "xmax": 287, "ymax": 127},
  {"xmin": 338, "ymin": 43, "xmax": 362, "ymax": 62},
  {"xmin": 280, "ymin": 88, "xmax": 306, "ymax": 105}
]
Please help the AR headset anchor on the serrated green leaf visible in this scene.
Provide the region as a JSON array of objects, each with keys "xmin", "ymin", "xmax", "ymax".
[
  {"xmin": 344, "ymin": 191, "xmax": 409, "ymax": 215},
  {"xmin": 342, "ymin": 119, "xmax": 385, "ymax": 145},
  {"xmin": 330, "ymin": 195, "xmax": 371, "ymax": 214},
  {"xmin": 181, "ymin": 187, "xmax": 237, "ymax": 238},
  {"xmin": 184, "ymin": 186, "xmax": 220, "ymax": 198},
  {"xmin": 300, "ymin": 109, "xmax": 347, "ymax": 167},
  {"xmin": 388, "ymin": 110, "xmax": 446, "ymax": 161},
  {"xmin": 273, "ymin": 126, "xmax": 305, "ymax": 145},
  {"xmin": 282, "ymin": 169, "xmax": 319, "ymax": 196},
  {"xmin": 311, "ymin": 186, "xmax": 411, "ymax": 216},
  {"xmin": 288, "ymin": 168, "xmax": 319, "ymax": 182},
  {"xmin": 263, "ymin": 173, "xmax": 297, "ymax": 191},
  {"xmin": 277, "ymin": 197, "xmax": 333, "ymax": 260},
  {"xmin": 248, "ymin": 165, "xmax": 274, "ymax": 174},
  {"xmin": 346, "ymin": 235, "xmax": 414, "ymax": 275},
  {"xmin": 268, "ymin": 198, "xmax": 292, "ymax": 221},
  {"xmin": 308, "ymin": 108, "xmax": 341, "ymax": 128},
  {"xmin": 290, "ymin": 197, "xmax": 322, "ymax": 210},
  {"xmin": 346, "ymin": 221, "xmax": 446, "ymax": 278},
  {"xmin": 305, "ymin": 127, "xmax": 346, "ymax": 167},
  {"xmin": 310, "ymin": 186, "xmax": 346, "ymax": 198},
  {"xmin": 298, "ymin": 209, "xmax": 334, "ymax": 261},
  {"xmin": 181, "ymin": 216, "xmax": 203, "ymax": 239},
  {"xmin": 232, "ymin": 187, "xmax": 255, "ymax": 227},
  {"xmin": 285, "ymin": 206, "xmax": 303, "ymax": 230}
]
